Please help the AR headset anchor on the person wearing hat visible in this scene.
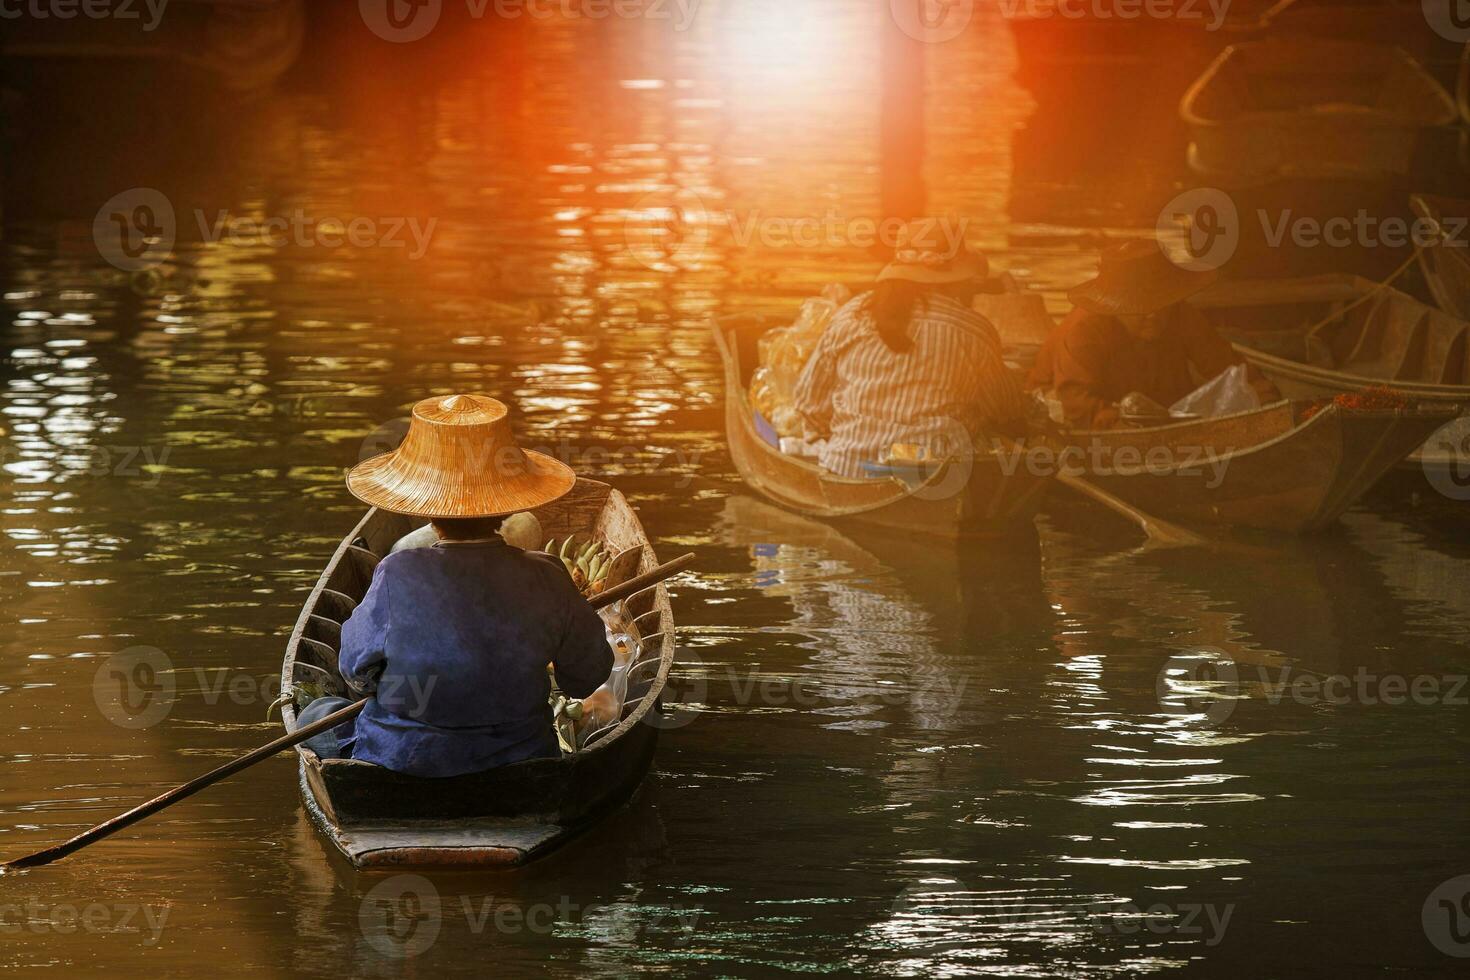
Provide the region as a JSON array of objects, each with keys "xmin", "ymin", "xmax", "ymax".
[
  {"xmin": 292, "ymin": 394, "xmax": 613, "ymax": 778},
  {"xmin": 790, "ymin": 218, "xmax": 1028, "ymax": 478},
  {"xmin": 1026, "ymin": 240, "xmax": 1278, "ymax": 429}
]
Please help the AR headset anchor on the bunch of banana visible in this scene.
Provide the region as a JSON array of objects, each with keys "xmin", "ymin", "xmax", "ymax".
[{"xmin": 544, "ymin": 535, "xmax": 612, "ymax": 595}]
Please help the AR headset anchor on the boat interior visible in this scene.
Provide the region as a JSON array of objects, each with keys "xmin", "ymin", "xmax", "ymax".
[{"xmin": 1193, "ymin": 276, "xmax": 1470, "ymax": 387}]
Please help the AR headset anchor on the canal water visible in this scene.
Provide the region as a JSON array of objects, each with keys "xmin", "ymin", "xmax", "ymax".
[{"xmin": 2, "ymin": 4, "xmax": 1468, "ymax": 977}]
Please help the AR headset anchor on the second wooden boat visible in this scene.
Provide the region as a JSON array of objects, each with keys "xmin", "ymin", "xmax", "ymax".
[
  {"xmin": 1056, "ymin": 400, "xmax": 1457, "ymax": 533},
  {"xmin": 712, "ymin": 314, "xmax": 1051, "ymax": 540},
  {"xmin": 1189, "ymin": 274, "xmax": 1470, "ymax": 475},
  {"xmin": 280, "ymin": 478, "xmax": 676, "ymax": 869},
  {"xmin": 1181, "ymin": 37, "xmax": 1458, "ymax": 185}
]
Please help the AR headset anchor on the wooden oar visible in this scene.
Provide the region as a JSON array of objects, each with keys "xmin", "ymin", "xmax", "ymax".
[
  {"xmin": 4, "ymin": 552, "xmax": 697, "ymax": 871},
  {"xmin": 998, "ymin": 436, "xmax": 1207, "ymax": 550},
  {"xmin": 1051, "ymin": 469, "xmax": 1208, "ymax": 550}
]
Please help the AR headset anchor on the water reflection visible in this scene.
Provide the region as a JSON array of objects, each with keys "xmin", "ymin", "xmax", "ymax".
[{"xmin": 1, "ymin": 3, "xmax": 1467, "ymax": 977}]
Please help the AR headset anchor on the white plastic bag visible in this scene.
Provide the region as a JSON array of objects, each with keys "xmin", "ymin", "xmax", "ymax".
[{"xmin": 1170, "ymin": 364, "xmax": 1260, "ymax": 419}]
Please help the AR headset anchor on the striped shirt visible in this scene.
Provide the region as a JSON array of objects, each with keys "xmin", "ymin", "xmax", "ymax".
[{"xmin": 791, "ymin": 292, "xmax": 1028, "ymax": 478}]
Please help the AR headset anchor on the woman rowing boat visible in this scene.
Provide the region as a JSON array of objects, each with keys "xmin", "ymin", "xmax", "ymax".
[
  {"xmin": 293, "ymin": 394, "xmax": 613, "ymax": 777},
  {"xmin": 790, "ymin": 219, "xmax": 1029, "ymax": 478}
]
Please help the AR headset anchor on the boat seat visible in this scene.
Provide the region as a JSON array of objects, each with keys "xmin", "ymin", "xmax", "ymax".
[
  {"xmin": 298, "ymin": 637, "xmax": 339, "ymax": 673},
  {"xmin": 314, "ymin": 588, "xmax": 358, "ymax": 624},
  {"xmin": 324, "ymin": 546, "xmax": 378, "ymax": 600},
  {"xmin": 305, "ymin": 615, "xmax": 340, "ymax": 652}
]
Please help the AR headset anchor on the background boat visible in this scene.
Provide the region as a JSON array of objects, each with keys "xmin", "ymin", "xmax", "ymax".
[
  {"xmin": 1191, "ymin": 274, "xmax": 1470, "ymax": 477},
  {"xmin": 2, "ymin": 0, "xmax": 305, "ymax": 92},
  {"xmin": 279, "ymin": 478, "xmax": 677, "ymax": 869},
  {"xmin": 1056, "ymin": 400, "xmax": 1455, "ymax": 532},
  {"xmin": 713, "ymin": 314, "xmax": 1051, "ymax": 541},
  {"xmin": 1181, "ymin": 37, "xmax": 1459, "ymax": 186}
]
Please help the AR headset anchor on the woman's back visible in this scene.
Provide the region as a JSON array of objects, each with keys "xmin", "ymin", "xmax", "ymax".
[{"xmin": 793, "ymin": 292, "xmax": 1026, "ymax": 478}]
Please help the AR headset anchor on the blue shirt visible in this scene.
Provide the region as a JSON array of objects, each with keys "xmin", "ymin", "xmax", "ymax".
[{"xmin": 337, "ymin": 539, "xmax": 613, "ymax": 777}]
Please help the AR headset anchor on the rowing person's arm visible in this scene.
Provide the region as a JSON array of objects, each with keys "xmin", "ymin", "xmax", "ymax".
[
  {"xmin": 539, "ymin": 555, "xmax": 614, "ymax": 700},
  {"xmin": 339, "ymin": 562, "xmax": 392, "ymax": 697}
]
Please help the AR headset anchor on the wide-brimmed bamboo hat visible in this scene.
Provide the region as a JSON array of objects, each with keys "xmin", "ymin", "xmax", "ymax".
[
  {"xmin": 878, "ymin": 218, "xmax": 988, "ymax": 286},
  {"xmin": 347, "ymin": 394, "xmax": 575, "ymax": 518},
  {"xmin": 1069, "ymin": 239, "xmax": 1219, "ymax": 316}
]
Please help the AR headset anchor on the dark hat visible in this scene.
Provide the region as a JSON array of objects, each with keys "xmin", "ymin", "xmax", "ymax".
[{"xmin": 1069, "ymin": 239, "xmax": 1219, "ymax": 316}]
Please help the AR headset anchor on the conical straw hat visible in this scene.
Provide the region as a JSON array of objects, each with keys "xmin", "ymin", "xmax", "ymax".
[{"xmin": 347, "ymin": 394, "xmax": 575, "ymax": 518}]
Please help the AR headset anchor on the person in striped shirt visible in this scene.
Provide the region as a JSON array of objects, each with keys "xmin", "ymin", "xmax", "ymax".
[{"xmin": 791, "ymin": 220, "xmax": 1028, "ymax": 479}]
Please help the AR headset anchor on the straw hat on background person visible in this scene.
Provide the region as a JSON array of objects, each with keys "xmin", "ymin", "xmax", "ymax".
[
  {"xmin": 347, "ymin": 394, "xmax": 574, "ymax": 518},
  {"xmin": 1068, "ymin": 239, "xmax": 1219, "ymax": 317},
  {"xmin": 877, "ymin": 218, "xmax": 988, "ymax": 286}
]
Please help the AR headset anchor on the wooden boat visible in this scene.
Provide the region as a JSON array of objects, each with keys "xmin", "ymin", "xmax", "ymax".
[
  {"xmin": 2, "ymin": 0, "xmax": 303, "ymax": 91},
  {"xmin": 1057, "ymin": 400, "xmax": 1457, "ymax": 533},
  {"xmin": 1411, "ymin": 194, "xmax": 1470, "ymax": 320},
  {"xmin": 1188, "ymin": 274, "xmax": 1470, "ymax": 474},
  {"xmin": 1181, "ymin": 37, "xmax": 1458, "ymax": 185},
  {"xmin": 279, "ymin": 478, "xmax": 676, "ymax": 869},
  {"xmin": 712, "ymin": 314, "xmax": 1052, "ymax": 540}
]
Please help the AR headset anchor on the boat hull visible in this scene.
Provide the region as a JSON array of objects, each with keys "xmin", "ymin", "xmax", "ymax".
[
  {"xmin": 281, "ymin": 479, "xmax": 676, "ymax": 869},
  {"xmin": 1063, "ymin": 402, "xmax": 1455, "ymax": 532},
  {"xmin": 714, "ymin": 315, "xmax": 1050, "ymax": 540},
  {"xmin": 1182, "ymin": 38, "xmax": 1458, "ymax": 186},
  {"xmin": 1190, "ymin": 274, "xmax": 1470, "ymax": 473}
]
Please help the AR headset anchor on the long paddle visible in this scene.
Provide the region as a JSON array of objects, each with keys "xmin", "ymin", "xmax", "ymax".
[
  {"xmin": 999, "ymin": 436, "xmax": 1207, "ymax": 550},
  {"xmin": 4, "ymin": 552, "xmax": 697, "ymax": 871}
]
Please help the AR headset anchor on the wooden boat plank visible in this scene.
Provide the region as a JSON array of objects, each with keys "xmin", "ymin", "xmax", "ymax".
[{"xmin": 299, "ymin": 771, "xmax": 568, "ymax": 869}]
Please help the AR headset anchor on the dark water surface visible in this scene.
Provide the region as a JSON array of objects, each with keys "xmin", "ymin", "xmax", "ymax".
[{"xmin": 2, "ymin": 5, "xmax": 1469, "ymax": 977}]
